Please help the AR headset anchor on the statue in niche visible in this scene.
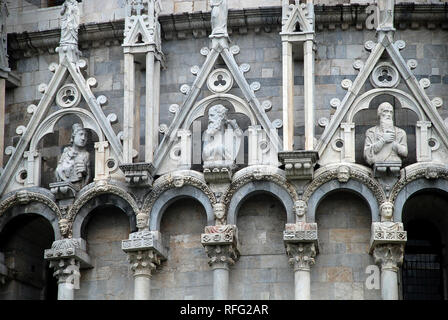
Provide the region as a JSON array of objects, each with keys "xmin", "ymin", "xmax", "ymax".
[
  {"xmin": 363, "ymin": 102, "xmax": 408, "ymax": 167},
  {"xmin": 55, "ymin": 123, "xmax": 91, "ymax": 188},
  {"xmin": 202, "ymin": 104, "xmax": 242, "ymax": 167},
  {"xmin": 210, "ymin": 0, "xmax": 228, "ymax": 38},
  {"xmin": 377, "ymin": 0, "xmax": 394, "ymax": 30},
  {"xmin": 60, "ymin": 0, "xmax": 80, "ymax": 47}
]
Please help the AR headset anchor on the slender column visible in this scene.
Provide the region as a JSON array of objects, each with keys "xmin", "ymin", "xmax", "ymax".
[
  {"xmin": 373, "ymin": 243, "xmax": 404, "ymax": 300},
  {"xmin": 152, "ymin": 60, "xmax": 161, "ymax": 155},
  {"xmin": 145, "ymin": 52, "xmax": 155, "ymax": 163},
  {"xmin": 44, "ymin": 238, "xmax": 91, "ymax": 300},
  {"xmin": 0, "ymin": 78, "xmax": 5, "ymax": 167},
  {"xmin": 122, "ymin": 229, "xmax": 166, "ymax": 300},
  {"xmin": 0, "ymin": 252, "xmax": 7, "ymax": 285},
  {"xmin": 51, "ymin": 258, "xmax": 81, "ymax": 300},
  {"xmin": 303, "ymin": 40, "xmax": 315, "ymax": 151},
  {"xmin": 282, "ymin": 40, "xmax": 294, "ymax": 151},
  {"xmin": 285, "ymin": 242, "xmax": 316, "ymax": 300},
  {"xmin": 134, "ymin": 62, "xmax": 141, "ymax": 160},
  {"xmin": 123, "ymin": 53, "xmax": 136, "ymax": 163},
  {"xmin": 201, "ymin": 225, "xmax": 239, "ymax": 300},
  {"xmin": 284, "ymin": 222, "xmax": 319, "ymax": 300}
]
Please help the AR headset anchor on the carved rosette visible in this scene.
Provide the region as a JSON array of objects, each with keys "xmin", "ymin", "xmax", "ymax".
[
  {"xmin": 122, "ymin": 231, "xmax": 167, "ymax": 277},
  {"xmin": 373, "ymin": 243, "xmax": 405, "ymax": 272},
  {"xmin": 201, "ymin": 225, "xmax": 239, "ymax": 270},
  {"xmin": 285, "ymin": 242, "xmax": 317, "ymax": 272}
]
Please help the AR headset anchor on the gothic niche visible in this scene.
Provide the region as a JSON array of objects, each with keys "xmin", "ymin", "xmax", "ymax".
[
  {"xmin": 354, "ymin": 95, "xmax": 417, "ymax": 170},
  {"xmin": 47, "ymin": 118, "xmax": 96, "ymax": 198},
  {"xmin": 363, "ymin": 101, "xmax": 408, "ymax": 174}
]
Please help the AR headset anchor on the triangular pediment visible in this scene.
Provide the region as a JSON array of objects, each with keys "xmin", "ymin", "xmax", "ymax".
[
  {"xmin": 282, "ymin": 3, "xmax": 313, "ymax": 34},
  {"xmin": 0, "ymin": 58, "xmax": 123, "ymax": 195},
  {"xmin": 153, "ymin": 39, "xmax": 282, "ymax": 175},
  {"xmin": 123, "ymin": 15, "xmax": 156, "ymax": 46},
  {"xmin": 317, "ymin": 33, "xmax": 448, "ymax": 166}
]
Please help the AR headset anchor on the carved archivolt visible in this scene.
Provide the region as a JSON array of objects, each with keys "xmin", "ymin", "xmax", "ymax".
[
  {"xmin": 389, "ymin": 163, "xmax": 448, "ymax": 202},
  {"xmin": 142, "ymin": 171, "xmax": 217, "ymax": 214},
  {"xmin": 222, "ymin": 166, "xmax": 299, "ymax": 208},
  {"xmin": 0, "ymin": 189, "xmax": 62, "ymax": 219},
  {"xmin": 303, "ymin": 164, "xmax": 386, "ymax": 204},
  {"xmin": 67, "ymin": 181, "xmax": 140, "ymax": 221}
]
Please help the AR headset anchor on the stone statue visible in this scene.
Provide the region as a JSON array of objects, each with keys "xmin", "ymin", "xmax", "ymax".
[
  {"xmin": 59, "ymin": 219, "xmax": 70, "ymax": 237},
  {"xmin": 337, "ymin": 165, "xmax": 350, "ymax": 183},
  {"xmin": 55, "ymin": 123, "xmax": 90, "ymax": 188},
  {"xmin": 376, "ymin": 0, "xmax": 394, "ymax": 30},
  {"xmin": 60, "ymin": 0, "xmax": 80, "ymax": 47},
  {"xmin": 363, "ymin": 102, "xmax": 407, "ymax": 166},
  {"xmin": 56, "ymin": 0, "xmax": 81, "ymax": 63},
  {"xmin": 210, "ymin": 0, "xmax": 228, "ymax": 38},
  {"xmin": 202, "ymin": 104, "xmax": 242, "ymax": 166}
]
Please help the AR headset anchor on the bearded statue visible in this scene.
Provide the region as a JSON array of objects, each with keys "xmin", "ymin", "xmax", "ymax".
[{"xmin": 363, "ymin": 102, "xmax": 408, "ymax": 166}]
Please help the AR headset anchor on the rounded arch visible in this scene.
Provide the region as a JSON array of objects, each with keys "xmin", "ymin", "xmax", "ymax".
[
  {"xmin": 227, "ymin": 181, "xmax": 295, "ymax": 225},
  {"xmin": 394, "ymin": 178, "xmax": 448, "ymax": 223},
  {"xmin": 307, "ymin": 179, "xmax": 380, "ymax": 223},
  {"xmin": 0, "ymin": 202, "xmax": 61, "ymax": 241},
  {"xmin": 29, "ymin": 108, "xmax": 105, "ymax": 152},
  {"xmin": 182, "ymin": 93, "xmax": 258, "ymax": 130},
  {"xmin": 149, "ymin": 185, "xmax": 214, "ymax": 231},
  {"xmin": 72, "ymin": 193, "xmax": 137, "ymax": 239},
  {"xmin": 68, "ymin": 182, "xmax": 139, "ymax": 220},
  {"xmin": 346, "ymin": 88, "xmax": 425, "ymax": 123}
]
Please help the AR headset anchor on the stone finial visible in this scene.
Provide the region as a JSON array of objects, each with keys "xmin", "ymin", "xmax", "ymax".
[
  {"xmin": 56, "ymin": 0, "xmax": 81, "ymax": 63},
  {"xmin": 373, "ymin": 243, "xmax": 404, "ymax": 272},
  {"xmin": 210, "ymin": 0, "xmax": 228, "ymax": 39},
  {"xmin": 376, "ymin": 0, "xmax": 395, "ymax": 31}
]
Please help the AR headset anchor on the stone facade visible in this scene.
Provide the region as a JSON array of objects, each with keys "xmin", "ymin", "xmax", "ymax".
[{"xmin": 0, "ymin": 0, "xmax": 447, "ymax": 300}]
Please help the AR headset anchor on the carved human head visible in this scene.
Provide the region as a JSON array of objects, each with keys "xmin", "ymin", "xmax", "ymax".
[
  {"xmin": 136, "ymin": 212, "xmax": 149, "ymax": 230},
  {"xmin": 294, "ymin": 200, "xmax": 307, "ymax": 218},
  {"xmin": 380, "ymin": 201, "xmax": 394, "ymax": 221},
  {"xmin": 377, "ymin": 102, "xmax": 394, "ymax": 122},
  {"xmin": 213, "ymin": 203, "xmax": 226, "ymax": 222},
  {"xmin": 59, "ymin": 219, "xmax": 70, "ymax": 237},
  {"xmin": 71, "ymin": 123, "xmax": 87, "ymax": 148},
  {"xmin": 337, "ymin": 165, "xmax": 350, "ymax": 183},
  {"xmin": 208, "ymin": 104, "xmax": 228, "ymax": 128}
]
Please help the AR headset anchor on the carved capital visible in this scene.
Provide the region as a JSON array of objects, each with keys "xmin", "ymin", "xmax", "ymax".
[
  {"xmin": 49, "ymin": 257, "xmax": 81, "ymax": 285},
  {"xmin": 204, "ymin": 244, "xmax": 239, "ymax": 270},
  {"xmin": 285, "ymin": 242, "xmax": 317, "ymax": 272},
  {"xmin": 373, "ymin": 243, "xmax": 404, "ymax": 272},
  {"xmin": 283, "ymin": 222, "xmax": 319, "ymax": 244},
  {"xmin": 127, "ymin": 249, "xmax": 163, "ymax": 277},
  {"xmin": 278, "ymin": 151, "xmax": 319, "ymax": 180}
]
